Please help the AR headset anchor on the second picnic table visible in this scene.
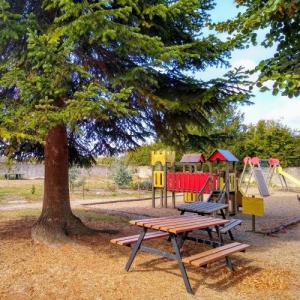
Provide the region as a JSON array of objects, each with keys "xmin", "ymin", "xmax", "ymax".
[
  {"xmin": 178, "ymin": 201, "xmax": 242, "ymax": 240},
  {"xmin": 111, "ymin": 215, "xmax": 249, "ymax": 294}
]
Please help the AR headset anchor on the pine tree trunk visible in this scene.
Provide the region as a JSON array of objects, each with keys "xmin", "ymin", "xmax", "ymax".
[{"xmin": 32, "ymin": 124, "xmax": 91, "ymax": 245}]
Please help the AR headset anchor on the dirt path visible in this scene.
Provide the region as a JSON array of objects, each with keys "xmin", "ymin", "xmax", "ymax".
[{"xmin": 0, "ymin": 196, "xmax": 152, "ymax": 211}]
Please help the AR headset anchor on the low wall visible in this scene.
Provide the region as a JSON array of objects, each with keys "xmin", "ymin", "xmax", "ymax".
[
  {"xmin": 0, "ymin": 163, "xmax": 109, "ymax": 179},
  {"xmin": 0, "ymin": 162, "xmax": 150, "ymax": 179},
  {"xmin": 1, "ymin": 162, "xmax": 299, "ymax": 188}
]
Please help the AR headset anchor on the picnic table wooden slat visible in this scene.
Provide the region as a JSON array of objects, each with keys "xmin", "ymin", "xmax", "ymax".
[
  {"xmin": 132, "ymin": 216, "xmax": 213, "ymax": 229},
  {"xmin": 148, "ymin": 217, "xmax": 225, "ymax": 231},
  {"xmin": 183, "ymin": 242, "xmax": 241, "ymax": 263},
  {"xmin": 183, "ymin": 243, "xmax": 250, "ymax": 267},
  {"xmin": 130, "ymin": 216, "xmax": 208, "ymax": 227},
  {"xmin": 111, "ymin": 231, "xmax": 169, "ymax": 245},
  {"xmin": 129, "ymin": 215, "xmax": 208, "ymax": 226},
  {"xmin": 130, "ymin": 215, "xmax": 229, "ymax": 233},
  {"xmin": 167, "ymin": 219, "xmax": 228, "ymax": 234}
]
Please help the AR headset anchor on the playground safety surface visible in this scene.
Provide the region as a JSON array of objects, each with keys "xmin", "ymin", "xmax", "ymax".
[{"xmin": 0, "ymin": 189, "xmax": 299, "ymax": 300}]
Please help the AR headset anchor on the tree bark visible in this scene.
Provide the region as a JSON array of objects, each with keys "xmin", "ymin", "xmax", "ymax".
[{"xmin": 32, "ymin": 124, "xmax": 91, "ymax": 245}]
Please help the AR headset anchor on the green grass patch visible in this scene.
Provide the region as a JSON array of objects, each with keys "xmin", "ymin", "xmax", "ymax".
[
  {"xmin": 0, "ymin": 183, "xmax": 43, "ymax": 203},
  {"xmin": 0, "ymin": 208, "xmax": 41, "ymax": 220}
]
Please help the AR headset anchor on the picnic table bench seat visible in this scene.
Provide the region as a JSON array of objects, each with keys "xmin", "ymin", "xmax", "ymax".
[
  {"xmin": 111, "ymin": 231, "xmax": 169, "ymax": 246},
  {"xmin": 182, "ymin": 242, "xmax": 249, "ymax": 267},
  {"xmin": 217, "ymin": 219, "xmax": 242, "ymax": 234}
]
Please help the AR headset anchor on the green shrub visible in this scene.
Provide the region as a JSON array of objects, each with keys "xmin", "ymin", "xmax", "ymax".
[
  {"xmin": 111, "ymin": 160, "xmax": 132, "ymax": 188},
  {"xmin": 130, "ymin": 180, "xmax": 152, "ymax": 191},
  {"xmin": 31, "ymin": 185, "xmax": 36, "ymax": 195}
]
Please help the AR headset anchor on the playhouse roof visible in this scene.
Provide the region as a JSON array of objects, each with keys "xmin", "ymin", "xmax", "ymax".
[
  {"xmin": 180, "ymin": 153, "xmax": 206, "ymax": 164},
  {"xmin": 208, "ymin": 149, "xmax": 239, "ymax": 162}
]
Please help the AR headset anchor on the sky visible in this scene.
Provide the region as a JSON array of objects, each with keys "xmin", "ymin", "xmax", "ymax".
[{"xmin": 199, "ymin": 1, "xmax": 300, "ymax": 130}]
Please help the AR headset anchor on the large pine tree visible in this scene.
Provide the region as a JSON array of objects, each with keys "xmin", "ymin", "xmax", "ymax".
[{"xmin": 0, "ymin": 0, "xmax": 250, "ymax": 244}]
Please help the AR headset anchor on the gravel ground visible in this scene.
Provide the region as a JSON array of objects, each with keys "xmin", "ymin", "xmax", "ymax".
[{"xmin": 0, "ymin": 190, "xmax": 299, "ymax": 299}]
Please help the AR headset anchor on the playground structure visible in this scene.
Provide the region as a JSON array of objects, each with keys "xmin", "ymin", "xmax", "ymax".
[
  {"xmin": 151, "ymin": 149, "xmax": 240, "ymax": 215},
  {"xmin": 239, "ymin": 155, "xmax": 300, "ymax": 231},
  {"xmin": 151, "ymin": 150, "xmax": 300, "ymax": 230},
  {"xmin": 267, "ymin": 158, "xmax": 300, "ymax": 189},
  {"xmin": 151, "ymin": 150, "xmax": 176, "ymax": 208},
  {"xmin": 240, "ymin": 156, "xmax": 300, "ymax": 191},
  {"xmin": 239, "ymin": 156, "xmax": 270, "ymax": 197}
]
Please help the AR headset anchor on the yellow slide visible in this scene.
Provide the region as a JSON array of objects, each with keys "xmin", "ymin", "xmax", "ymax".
[{"xmin": 276, "ymin": 166, "xmax": 300, "ymax": 187}]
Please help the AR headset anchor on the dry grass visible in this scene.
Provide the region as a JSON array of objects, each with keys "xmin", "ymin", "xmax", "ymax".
[
  {"xmin": 0, "ymin": 177, "xmax": 151, "ymax": 204},
  {"xmin": 0, "ymin": 179, "xmax": 43, "ymax": 203},
  {"xmin": 0, "ymin": 206, "xmax": 299, "ymax": 300}
]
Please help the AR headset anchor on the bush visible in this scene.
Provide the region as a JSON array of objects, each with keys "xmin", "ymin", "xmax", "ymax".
[
  {"xmin": 69, "ymin": 167, "xmax": 86, "ymax": 191},
  {"xmin": 130, "ymin": 180, "xmax": 152, "ymax": 191},
  {"xmin": 111, "ymin": 160, "xmax": 132, "ymax": 188}
]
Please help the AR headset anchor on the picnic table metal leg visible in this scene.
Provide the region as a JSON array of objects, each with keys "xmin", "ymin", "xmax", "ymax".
[
  {"xmin": 205, "ymin": 228, "xmax": 215, "ymax": 247},
  {"xmin": 170, "ymin": 234, "xmax": 193, "ymax": 294},
  {"xmin": 220, "ymin": 209, "xmax": 235, "ymax": 241},
  {"xmin": 220, "ymin": 209, "xmax": 226, "ymax": 219},
  {"xmin": 228, "ymin": 230, "xmax": 235, "ymax": 241},
  {"xmin": 214, "ymin": 225, "xmax": 224, "ymax": 245},
  {"xmin": 177, "ymin": 232, "xmax": 188, "ymax": 249},
  {"xmin": 215, "ymin": 226, "xmax": 234, "ymax": 271},
  {"xmin": 125, "ymin": 228, "xmax": 147, "ymax": 272}
]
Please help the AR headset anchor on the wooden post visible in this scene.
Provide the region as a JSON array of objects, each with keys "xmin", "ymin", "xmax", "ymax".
[
  {"xmin": 225, "ymin": 163, "xmax": 230, "ymax": 217},
  {"xmin": 172, "ymin": 163, "xmax": 176, "ymax": 208},
  {"xmin": 234, "ymin": 162, "xmax": 238, "ymax": 215},
  {"xmin": 164, "ymin": 163, "xmax": 168, "ymax": 208},
  {"xmin": 252, "ymin": 195, "xmax": 256, "ymax": 232},
  {"xmin": 208, "ymin": 162, "xmax": 213, "ymax": 192},
  {"xmin": 252, "ymin": 215, "xmax": 256, "ymax": 232},
  {"xmin": 172, "ymin": 192, "xmax": 176, "ymax": 208},
  {"xmin": 152, "ymin": 165, "xmax": 156, "ymax": 208}
]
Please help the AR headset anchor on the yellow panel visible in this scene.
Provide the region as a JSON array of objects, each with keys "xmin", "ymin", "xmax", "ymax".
[
  {"xmin": 242, "ymin": 196, "xmax": 264, "ymax": 216},
  {"xmin": 219, "ymin": 177, "xmax": 224, "ymax": 189},
  {"xmin": 153, "ymin": 171, "xmax": 164, "ymax": 188},
  {"xmin": 229, "ymin": 173, "xmax": 235, "ymax": 192},
  {"xmin": 184, "ymin": 192, "xmax": 197, "ymax": 203},
  {"xmin": 151, "ymin": 150, "xmax": 175, "ymax": 166}
]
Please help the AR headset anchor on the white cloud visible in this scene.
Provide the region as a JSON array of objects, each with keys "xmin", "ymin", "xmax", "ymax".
[
  {"xmin": 232, "ymin": 59, "xmax": 257, "ymax": 71},
  {"xmin": 240, "ymin": 95, "xmax": 300, "ymax": 130},
  {"xmin": 263, "ymin": 97, "xmax": 300, "ymax": 129}
]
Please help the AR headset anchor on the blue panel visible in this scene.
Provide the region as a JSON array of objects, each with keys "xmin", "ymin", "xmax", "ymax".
[{"xmin": 217, "ymin": 149, "xmax": 239, "ymax": 162}]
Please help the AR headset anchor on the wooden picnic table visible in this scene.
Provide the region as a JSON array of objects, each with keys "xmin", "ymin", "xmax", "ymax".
[
  {"xmin": 178, "ymin": 202, "xmax": 242, "ymax": 241},
  {"xmin": 178, "ymin": 201, "xmax": 228, "ymax": 217},
  {"xmin": 112, "ymin": 215, "xmax": 251, "ymax": 294},
  {"xmin": 126, "ymin": 215, "xmax": 228, "ymax": 293}
]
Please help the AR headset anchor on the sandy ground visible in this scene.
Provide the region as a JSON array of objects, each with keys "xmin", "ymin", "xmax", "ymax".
[{"xmin": 0, "ymin": 190, "xmax": 300, "ymax": 299}]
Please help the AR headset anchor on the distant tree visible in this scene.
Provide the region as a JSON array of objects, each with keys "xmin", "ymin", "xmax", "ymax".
[
  {"xmin": 96, "ymin": 156, "xmax": 116, "ymax": 166},
  {"xmin": 125, "ymin": 142, "xmax": 166, "ymax": 166},
  {"xmin": 216, "ymin": 0, "xmax": 300, "ymax": 97},
  {"xmin": 240, "ymin": 120, "xmax": 298, "ymax": 167},
  {"xmin": 0, "ymin": 0, "xmax": 250, "ymax": 244},
  {"xmin": 125, "ymin": 105, "xmax": 247, "ymax": 164},
  {"xmin": 170, "ymin": 104, "xmax": 247, "ymax": 156}
]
